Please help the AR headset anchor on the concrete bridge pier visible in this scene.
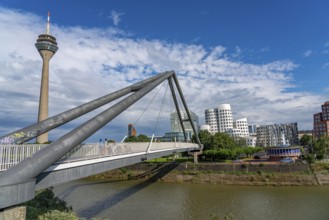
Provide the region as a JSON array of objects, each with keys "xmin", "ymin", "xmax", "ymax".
[
  {"xmin": 192, "ymin": 150, "xmax": 203, "ymax": 164},
  {"xmin": 193, "ymin": 152, "xmax": 198, "ymax": 163}
]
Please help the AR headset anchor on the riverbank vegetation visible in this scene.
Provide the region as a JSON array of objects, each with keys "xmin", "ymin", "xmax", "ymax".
[
  {"xmin": 90, "ymin": 161, "xmax": 329, "ymax": 186},
  {"xmin": 300, "ymin": 134, "xmax": 329, "ymax": 160},
  {"xmin": 194, "ymin": 130, "xmax": 263, "ymax": 161},
  {"xmin": 24, "ymin": 188, "xmax": 79, "ymax": 220}
]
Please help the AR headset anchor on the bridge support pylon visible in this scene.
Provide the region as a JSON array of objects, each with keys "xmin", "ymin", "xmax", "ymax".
[
  {"xmin": 193, "ymin": 152, "xmax": 198, "ymax": 164},
  {"xmin": 191, "ymin": 150, "xmax": 203, "ymax": 164}
]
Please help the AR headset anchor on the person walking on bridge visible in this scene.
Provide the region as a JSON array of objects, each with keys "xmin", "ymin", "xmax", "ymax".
[{"xmin": 98, "ymin": 139, "xmax": 104, "ymax": 156}]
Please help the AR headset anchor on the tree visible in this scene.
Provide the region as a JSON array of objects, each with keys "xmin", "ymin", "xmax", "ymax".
[
  {"xmin": 106, "ymin": 139, "xmax": 116, "ymax": 143},
  {"xmin": 125, "ymin": 136, "xmax": 138, "ymax": 142},
  {"xmin": 125, "ymin": 134, "xmax": 150, "ymax": 142},
  {"xmin": 313, "ymin": 135, "xmax": 329, "ymax": 160},
  {"xmin": 211, "ymin": 132, "xmax": 236, "ymax": 149},
  {"xmin": 137, "ymin": 134, "xmax": 150, "ymax": 142},
  {"xmin": 300, "ymin": 134, "xmax": 312, "ymax": 147},
  {"xmin": 195, "ymin": 130, "xmax": 213, "ymax": 150},
  {"xmin": 25, "ymin": 188, "xmax": 77, "ymax": 220},
  {"xmin": 234, "ymin": 137, "xmax": 247, "ymax": 147}
]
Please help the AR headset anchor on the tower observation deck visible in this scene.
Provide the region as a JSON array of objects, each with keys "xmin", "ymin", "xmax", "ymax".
[
  {"xmin": 35, "ymin": 34, "xmax": 58, "ymax": 53},
  {"xmin": 35, "ymin": 12, "xmax": 58, "ymax": 143},
  {"xmin": 35, "ymin": 11, "xmax": 58, "ymax": 54}
]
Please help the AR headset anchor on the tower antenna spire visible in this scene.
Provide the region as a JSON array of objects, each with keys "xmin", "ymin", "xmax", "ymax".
[{"xmin": 46, "ymin": 11, "xmax": 50, "ymax": 35}]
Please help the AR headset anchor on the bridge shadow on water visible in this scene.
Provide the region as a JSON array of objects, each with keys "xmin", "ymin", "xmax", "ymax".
[{"xmin": 62, "ymin": 163, "xmax": 179, "ymax": 219}]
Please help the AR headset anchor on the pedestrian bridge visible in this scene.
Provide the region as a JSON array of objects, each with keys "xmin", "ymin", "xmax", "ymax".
[
  {"xmin": 0, "ymin": 142, "xmax": 199, "ymax": 186},
  {"xmin": 0, "ymin": 71, "xmax": 202, "ymax": 210}
]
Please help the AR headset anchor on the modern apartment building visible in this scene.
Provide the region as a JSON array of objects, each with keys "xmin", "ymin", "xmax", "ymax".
[
  {"xmin": 204, "ymin": 108, "xmax": 218, "ymax": 133},
  {"xmin": 246, "ymin": 136, "xmax": 257, "ymax": 147},
  {"xmin": 313, "ymin": 101, "xmax": 329, "ymax": 139},
  {"xmin": 205, "ymin": 104, "xmax": 233, "ymax": 133},
  {"xmin": 168, "ymin": 110, "xmax": 199, "ymax": 141},
  {"xmin": 217, "ymin": 104, "xmax": 234, "ymax": 132},
  {"xmin": 200, "ymin": 124, "xmax": 211, "ymax": 132},
  {"xmin": 256, "ymin": 123, "xmax": 299, "ymax": 147},
  {"xmin": 160, "ymin": 131, "xmax": 193, "ymax": 142},
  {"xmin": 235, "ymin": 118, "xmax": 249, "ymax": 137},
  {"xmin": 204, "ymin": 104, "xmax": 249, "ymax": 138},
  {"xmin": 170, "ymin": 110, "xmax": 199, "ymax": 134},
  {"xmin": 248, "ymin": 125, "xmax": 259, "ymax": 136}
]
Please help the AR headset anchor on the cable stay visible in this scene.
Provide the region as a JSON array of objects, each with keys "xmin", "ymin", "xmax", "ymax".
[
  {"xmin": 133, "ymin": 81, "xmax": 167, "ymax": 127},
  {"xmin": 152, "ymin": 81, "xmax": 169, "ymax": 135},
  {"xmin": 147, "ymin": 81, "xmax": 169, "ymax": 153}
]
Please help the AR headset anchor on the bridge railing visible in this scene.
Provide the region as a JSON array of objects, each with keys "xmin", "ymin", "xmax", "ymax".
[
  {"xmin": 0, "ymin": 144, "xmax": 47, "ymax": 171},
  {"xmin": 58, "ymin": 142, "xmax": 198, "ymax": 162},
  {"xmin": 0, "ymin": 142, "xmax": 199, "ymax": 171}
]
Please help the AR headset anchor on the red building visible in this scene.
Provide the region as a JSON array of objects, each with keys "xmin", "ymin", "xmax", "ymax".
[{"xmin": 313, "ymin": 101, "xmax": 329, "ymax": 139}]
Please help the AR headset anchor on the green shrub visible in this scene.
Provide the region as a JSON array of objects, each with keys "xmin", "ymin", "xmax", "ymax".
[
  {"xmin": 306, "ymin": 154, "xmax": 315, "ymax": 164},
  {"xmin": 37, "ymin": 210, "xmax": 78, "ymax": 220},
  {"xmin": 120, "ymin": 168, "xmax": 128, "ymax": 174},
  {"xmin": 24, "ymin": 188, "xmax": 78, "ymax": 220}
]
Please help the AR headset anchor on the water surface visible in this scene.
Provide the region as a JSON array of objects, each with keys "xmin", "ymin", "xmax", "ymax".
[{"xmin": 54, "ymin": 178, "xmax": 329, "ymax": 220}]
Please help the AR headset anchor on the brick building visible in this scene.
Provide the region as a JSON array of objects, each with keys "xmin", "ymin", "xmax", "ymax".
[{"xmin": 313, "ymin": 101, "xmax": 329, "ymax": 139}]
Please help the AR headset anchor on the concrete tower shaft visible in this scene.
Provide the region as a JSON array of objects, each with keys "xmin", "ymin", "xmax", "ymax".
[{"xmin": 35, "ymin": 12, "xmax": 58, "ymax": 143}]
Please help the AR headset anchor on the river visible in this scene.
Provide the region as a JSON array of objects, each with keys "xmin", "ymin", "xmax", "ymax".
[{"xmin": 53, "ymin": 178, "xmax": 329, "ymax": 220}]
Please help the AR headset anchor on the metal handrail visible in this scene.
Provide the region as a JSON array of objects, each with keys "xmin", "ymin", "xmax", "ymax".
[{"xmin": 0, "ymin": 142, "xmax": 199, "ymax": 171}]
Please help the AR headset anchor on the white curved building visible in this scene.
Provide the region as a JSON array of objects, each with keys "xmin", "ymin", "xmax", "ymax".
[
  {"xmin": 204, "ymin": 104, "xmax": 250, "ymax": 140},
  {"xmin": 218, "ymin": 104, "xmax": 234, "ymax": 132},
  {"xmin": 204, "ymin": 108, "xmax": 218, "ymax": 133},
  {"xmin": 235, "ymin": 118, "xmax": 249, "ymax": 137},
  {"xmin": 200, "ymin": 124, "xmax": 211, "ymax": 132}
]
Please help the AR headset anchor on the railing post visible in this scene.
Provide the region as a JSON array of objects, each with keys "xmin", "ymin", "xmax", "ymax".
[
  {"xmin": 146, "ymin": 134, "xmax": 154, "ymax": 154},
  {"xmin": 0, "ymin": 146, "xmax": 3, "ymax": 171},
  {"xmin": 120, "ymin": 135, "xmax": 127, "ymax": 143}
]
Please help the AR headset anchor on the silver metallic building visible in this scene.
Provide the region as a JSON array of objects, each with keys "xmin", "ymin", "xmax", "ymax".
[{"xmin": 256, "ymin": 123, "xmax": 299, "ymax": 147}]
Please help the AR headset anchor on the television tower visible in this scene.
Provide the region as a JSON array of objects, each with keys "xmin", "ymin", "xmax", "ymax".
[{"xmin": 35, "ymin": 12, "xmax": 58, "ymax": 143}]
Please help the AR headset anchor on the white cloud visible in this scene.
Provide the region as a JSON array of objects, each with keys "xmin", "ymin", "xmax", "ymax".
[
  {"xmin": 302, "ymin": 50, "xmax": 313, "ymax": 57},
  {"xmin": 322, "ymin": 63, "xmax": 329, "ymax": 69},
  {"xmin": 108, "ymin": 10, "xmax": 124, "ymax": 26},
  {"xmin": 0, "ymin": 7, "xmax": 324, "ymax": 142}
]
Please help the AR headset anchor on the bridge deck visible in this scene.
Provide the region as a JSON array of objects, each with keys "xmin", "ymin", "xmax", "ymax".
[{"xmin": 0, "ymin": 142, "xmax": 199, "ymax": 172}]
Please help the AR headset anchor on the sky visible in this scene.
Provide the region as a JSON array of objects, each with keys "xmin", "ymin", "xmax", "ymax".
[{"xmin": 0, "ymin": 0, "xmax": 328, "ymax": 142}]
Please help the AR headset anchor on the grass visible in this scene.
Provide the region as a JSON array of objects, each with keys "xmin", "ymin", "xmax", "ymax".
[
  {"xmin": 146, "ymin": 157, "xmax": 193, "ymax": 163},
  {"xmin": 312, "ymin": 162, "xmax": 329, "ymax": 172}
]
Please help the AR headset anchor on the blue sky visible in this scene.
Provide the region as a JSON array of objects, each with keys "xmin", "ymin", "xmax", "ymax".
[{"xmin": 0, "ymin": 1, "xmax": 328, "ymax": 142}]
